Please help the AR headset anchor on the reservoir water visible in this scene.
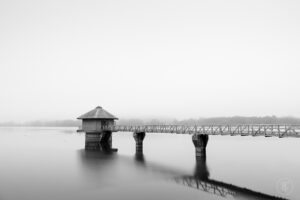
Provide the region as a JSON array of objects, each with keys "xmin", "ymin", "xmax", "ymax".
[{"xmin": 0, "ymin": 127, "xmax": 299, "ymax": 200}]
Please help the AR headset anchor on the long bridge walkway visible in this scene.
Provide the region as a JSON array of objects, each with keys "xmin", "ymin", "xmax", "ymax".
[
  {"xmin": 112, "ymin": 124, "xmax": 300, "ymax": 138},
  {"xmin": 77, "ymin": 107, "xmax": 300, "ymax": 159},
  {"xmin": 101, "ymin": 124, "xmax": 300, "ymax": 158},
  {"xmin": 79, "ymin": 124, "xmax": 300, "ymax": 158}
]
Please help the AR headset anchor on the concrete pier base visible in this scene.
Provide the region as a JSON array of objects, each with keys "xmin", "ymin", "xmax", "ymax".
[
  {"xmin": 133, "ymin": 132, "xmax": 146, "ymax": 154},
  {"xmin": 85, "ymin": 131, "xmax": 116, "ymax": 152},
  {"xmin": 85, "ymin": 133, "xmax": 101, "ymax": 150},
  {"xmin": 192, "ymin": 134, "xmax": 209, "ymax": 159},
  {"xmin": 194, "ymin": 156, "xmax": 209, "ymax": 180}
]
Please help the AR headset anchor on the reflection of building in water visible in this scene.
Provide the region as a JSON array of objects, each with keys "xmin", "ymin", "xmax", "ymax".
[
  {"xmin": 174, "ymin": 157, "xmax": 288, "ymax": 200},
  {"xmin": 77, "ymin": 149, "xmax": 117, "ymax": 171}
]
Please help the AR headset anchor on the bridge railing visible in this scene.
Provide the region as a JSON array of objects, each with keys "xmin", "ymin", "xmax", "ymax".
[{"xmin": 100, "ymin": 124, "xmax": 300, "ymax": 138}]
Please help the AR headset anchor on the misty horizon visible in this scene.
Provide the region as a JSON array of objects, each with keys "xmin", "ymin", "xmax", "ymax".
[{"xmin": 2, "ymin": 115, "xmax": 300, "ymax": 127}]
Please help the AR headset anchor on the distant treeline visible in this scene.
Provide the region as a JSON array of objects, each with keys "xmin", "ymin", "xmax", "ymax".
[
  {"xmin": 1, "ymin": 116, "xmax": 300, "ymax": 127},
  {"xmin": 116, "ymin": 116, "xmax": 300, "ymax": 125},
  {"xmin": 117, "ymin": 116, "xmax": 300, "ymax": 125},
  {"xmin": 0, "ymin": 120, "xmax": 81, "ymax": 127}
]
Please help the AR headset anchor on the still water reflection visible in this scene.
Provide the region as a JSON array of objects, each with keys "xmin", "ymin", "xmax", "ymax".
[{"xmin": 0, "ymin": 127, "xmax": 298, "ymax": 200}]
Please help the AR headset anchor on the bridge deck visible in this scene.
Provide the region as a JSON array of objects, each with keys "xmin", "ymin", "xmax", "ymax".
[
  {"xmin": 77, "ymin": 124, "xmax": 300, "ymax": 138},
  {"xmin": 109, "ymin": 124, "xmax": 300, "ymax": 138}
]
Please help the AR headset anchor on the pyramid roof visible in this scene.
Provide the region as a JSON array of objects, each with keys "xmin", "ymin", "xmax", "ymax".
[{"xmin": 77, "ymin": 106, "xmax": 118, "ymax": 120}]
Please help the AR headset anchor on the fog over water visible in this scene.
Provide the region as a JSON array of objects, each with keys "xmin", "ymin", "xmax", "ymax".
[
  {"xmin": 0, "ymin": 127, "xmax": 298, "ymax": 200},
  {"xmin": 1, "ymin": 1, "xmax": 300, "ymax": 199}
]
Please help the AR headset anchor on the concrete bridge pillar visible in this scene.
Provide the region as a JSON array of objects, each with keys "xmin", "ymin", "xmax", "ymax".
[
  {"xmin": 133, "ymin": 132, "xmax": 146, "ymax": 154},
  {"xmin": 192, "ymin": 134, "xmax": 209, "ymax": 159},
  {"xmin": 194, "ymin": 156, "xmax": 209, "ymax": 181}
]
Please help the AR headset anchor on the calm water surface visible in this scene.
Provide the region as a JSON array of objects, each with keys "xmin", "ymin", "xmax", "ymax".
[{"xmin": 0, "ymin": 127, "xmax": 299, "ymax": 200}]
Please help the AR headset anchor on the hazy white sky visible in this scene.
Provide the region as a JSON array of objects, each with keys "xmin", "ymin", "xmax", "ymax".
[{"xmin": 0, "ymin": 0, "xmax": 300, "ymax": 122}]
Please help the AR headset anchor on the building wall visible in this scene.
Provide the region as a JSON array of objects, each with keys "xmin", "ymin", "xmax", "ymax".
[
  {"xmin": 82, "ymin": 120, "xmax": 99, "ymax": 132},
  {"xmin": 101, "ymin": 120, "xmax": 115, "ymax": 127},
  {"xmin": 82, "ymin": 119, "xmax": 114, "ymax": 132}
]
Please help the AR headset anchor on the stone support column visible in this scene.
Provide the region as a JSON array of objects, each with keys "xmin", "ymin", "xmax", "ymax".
[
  {"xmin": 133, "ymin": 132, "xmax": 146, "ymax": 154},
  {"xmin": 192, "ymin": 134, "xmax": 209, "ymax": 159}
]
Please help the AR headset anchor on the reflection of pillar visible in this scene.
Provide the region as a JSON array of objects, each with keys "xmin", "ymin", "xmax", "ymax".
[
  {"xmin": 100, "ymin": 131, "xmax": 112, "ymax": 151},
  {"xmin": 192, "ymin": 134, "xmax": 209, "ymax": 159},
  {"xmin": 133, "ymin": 132, "xmax": 146, "ymax": 154},
  {"xmin": 85, "ymin": 133, "xmax": 101, "ymax": 150}
]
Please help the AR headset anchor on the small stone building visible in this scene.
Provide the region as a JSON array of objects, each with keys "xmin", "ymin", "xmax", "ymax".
[{"xmin": 77, "ymin": 106, "xmax": 118, "ymax": 132}]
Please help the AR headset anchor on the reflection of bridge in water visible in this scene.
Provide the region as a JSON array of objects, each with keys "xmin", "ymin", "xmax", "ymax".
[
  {"xmin": 133, "ymin": 153, "xmax": 288, "ymax": 200},
  {"xmin": 173, "ymin": 157, "xmax": 287, "ymax": 200},
  {"xmin": 78, "ymin": 149, "xmax": 288, "ymax": 200}
]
